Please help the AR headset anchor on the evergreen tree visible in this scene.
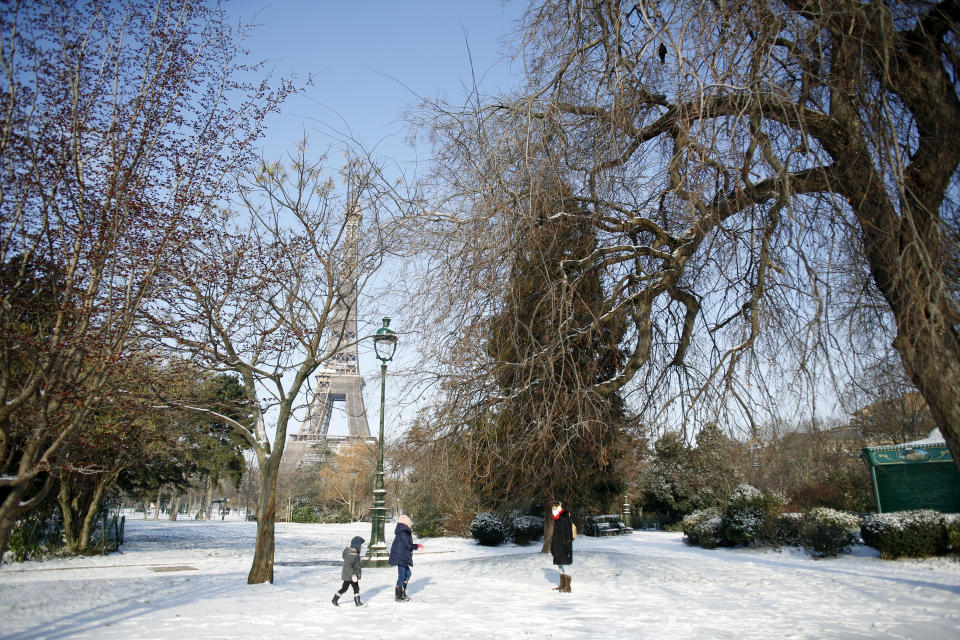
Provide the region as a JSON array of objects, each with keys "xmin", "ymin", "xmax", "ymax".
[
  {"xmin": 189, "ymin": 374, "xmax": 251, "ymax": 493},
  {"xmin": 639, "ymin": 424, "xmax": 741, "ymax": 523},
  {"xmin": 470, "ymin": 179, "xmax": 633, "ymax": 514},
  {"xmin": 640, "ymin": 432, "xmax": 699, "ymax": 523}
]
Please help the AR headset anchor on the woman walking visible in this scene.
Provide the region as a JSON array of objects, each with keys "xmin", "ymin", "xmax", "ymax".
[{"xmin": 550, "ymin": 500, "xmax": 574, "ymax": 592}]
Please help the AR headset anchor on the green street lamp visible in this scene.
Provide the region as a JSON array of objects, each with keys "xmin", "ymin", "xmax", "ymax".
[{"xmin": 363, "ymin": 317, "xmax": 397, "ymax": 568}]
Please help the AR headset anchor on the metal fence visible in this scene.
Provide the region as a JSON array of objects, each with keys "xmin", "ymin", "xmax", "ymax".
[{"xmin": 93, "ymin": 512, "xmax": 125, "ymax": 551}]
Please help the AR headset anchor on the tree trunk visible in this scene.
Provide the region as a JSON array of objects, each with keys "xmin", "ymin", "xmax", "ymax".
[
  {"xmin": 195, "ymin": 476, "xmax": 209, "ymax": 520},
  {"xmin": 153, "ymin": 486, "xmax": 161, "ymax": 520},
  {"xmin": 247, "ymin": 462, "xmax": 279, "ymax": 584},
  {"xmin": 0, "ymin": 486, "xmax": 25, "ymax": 562},
  {"xmin": 0, "ymin": 475, "xmax": 55, "ymax": 562},
  {"xmin": 820, "ymin": 22, "xmax": 960, "ymax": 476},
  {"xmin": 59, "ymin": 481, "xmax": 80, "ymax": 554},
  {"xmin": 59, "ymin": 469, "xmax": 121, "ymax": 553},
  {"xmin": 204, "ymin": 477, "xmax": 214, "ymax": 521},
  {"xmin": 541, "ymin": 504, "xmax": 554, "ymax": 554},
  {"xmin": 169, "ymin": 495, "xmax": 181, "ymax": 521},
  {"xmin": 851, "ymin": 185, "xmax": 960, "ymax": 474},
  {"xmin": 77, "ymin": 472, "xmax": 118, "ymax": 552},
  {"xmin": 890, "ymin": 310, "xmax": 960, "ymax": 474}
]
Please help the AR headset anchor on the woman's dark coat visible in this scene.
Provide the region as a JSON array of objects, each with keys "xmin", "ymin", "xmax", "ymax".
[
  {"xmin": 388, "ymin": 522, "xmax": 416, "ymax": 567},
  {"xmin": 551, "ymin": 510, "xmax": 574, "ymax": 565}
]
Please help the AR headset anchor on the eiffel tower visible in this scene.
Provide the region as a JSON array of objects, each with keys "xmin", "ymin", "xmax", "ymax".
[{"xmin": 282, "ymin": 203, "xmax": 374, "ymax": 471}]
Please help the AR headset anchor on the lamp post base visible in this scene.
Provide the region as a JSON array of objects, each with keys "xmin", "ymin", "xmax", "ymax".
[
  {"xmin": 362, "ymin": 542, "xmax": 390, "ymax": 568},
  {"xmin": 361, "ymin": 557, "xmax": 391, "ymax": 568}
]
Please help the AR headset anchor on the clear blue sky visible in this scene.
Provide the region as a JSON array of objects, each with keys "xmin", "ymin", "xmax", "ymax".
[
  {"xmin": 226, "ymin": 2, "xmax": 527, "ymax": 438},
  {"xmin": 229, "ymin": 1, "xmax": 525, "ymax": 168}
]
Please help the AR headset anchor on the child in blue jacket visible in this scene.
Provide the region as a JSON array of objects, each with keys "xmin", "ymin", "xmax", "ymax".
[{"xmin": 388, "ymin": 515, "xmax": 422, "ymax": 601}]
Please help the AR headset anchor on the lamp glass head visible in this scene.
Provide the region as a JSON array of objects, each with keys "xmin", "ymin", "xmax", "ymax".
[{"xmin": 373, "ymin": 316, "xmax": 398, "ymax": 362}]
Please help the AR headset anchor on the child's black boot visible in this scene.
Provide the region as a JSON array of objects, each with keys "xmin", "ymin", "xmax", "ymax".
[
  {"xmin": 332, "ymin": 593, "xmax": 340, "ymax": 606},
  {"xmin": 354, "ymin": 595, "xmax": 365, "ymax": 607}
]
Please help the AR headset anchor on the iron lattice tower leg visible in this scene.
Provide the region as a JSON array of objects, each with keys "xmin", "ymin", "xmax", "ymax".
[{"xmin": 282, "ymin": 204, "xmax": 372, "ymax": 472}]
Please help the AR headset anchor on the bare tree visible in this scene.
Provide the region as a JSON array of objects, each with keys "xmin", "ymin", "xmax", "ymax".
[
  {"xmin": 318, "ymin": 442, "xmax": 375, "ymax": 521},
  {"xmin": 0, "ymin": 0, "xmax": 287, "ymax": 559},
  {"xmin": 846, "ymin": 366, "xmax": 935, "ymax": 446},
  {"xmin": 413, "ymin": 0, "xmax": 960, "ymax": 471},
  {"xmin": 395, "ymin": 412, "xmax": 480, "ymax": 536},
  {"xmin": 147, "ymin": 146, "xmax": 398, "ymax": 583}
]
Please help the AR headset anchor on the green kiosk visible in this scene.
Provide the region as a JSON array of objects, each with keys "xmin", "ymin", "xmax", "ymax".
[{"xmin": 860, "ymin": 430, "xmax": 960, "ymax": 513}]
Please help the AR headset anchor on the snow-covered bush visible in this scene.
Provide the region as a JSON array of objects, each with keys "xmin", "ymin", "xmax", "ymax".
[
  {"xmin": 510, "ymin": 515, "xmax": 544, "ymax": 545},
  {"xmin": 720, "ymin": 484, "xmax": 784, "ymax": 547},
  {"xmin": 682, "ymin": 508, "xmax": 722, "ymax": 549},
  {"xmin": 470, "ymin": 512, "xmax": 507, "ymax": 546},
  {"xmin": 680, "ymin": 488, "xmax": 862, "ymax": 559},
  {"xmin": 775, "ymin": 512, "xmax": 804, "ymax": 547},
  {"xmin": 860, "ymin": 510, "xmax": 948, "ymax": 558},
  {"xmin": 946, "ymin": 514, "xmax": 960, "ymax": 553},
  {"xmin": 800, "ymin": 507, "xmax": 861, "ymax": 557}
]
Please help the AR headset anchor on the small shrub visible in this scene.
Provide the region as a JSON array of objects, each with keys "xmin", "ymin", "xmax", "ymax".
[
  {"xmin": 510, "ymin": 515, "xmax": 544, "ymax": 545},
  {"xmin": 442, "ymin": 507, "xmax": 477, "ymax": 538},
  {"xmin": 789, "ymin": 481, "xmax": 843, "ymax": 512},
  {"xmin": 861, "ymin": 510, "xmax": 948, "ymax": 558},
  {"xmin": 408, "ymin": 501, "xmax": 448, "ymax": 538},
  {"xmin": 413, "ymin": 515, "xmax": 444, "ymax": 538},
  {"xmin": 318, "ymin": 506, "xmax": 351, "ymax": 524},
  {"xmin": 7, "ymin": 504, "xmax": 64, "ymax": 562},
  {"xmin": 721, "ymin": 507, "xmax": 764, "ymax": 546},
  {"xmin": 682, "ymin": 508, "xmax": 722, "ymax": 549},
  {"xmin": 291, "ymin": 504, "xmax": 318, "ymax": 523},
  {"xmin": 775, "ymin": 512, "xmax": 804, "ymax": 547},
  {"xmin": 946, "ymin": 514, "xmax": 960, "ymax": 553},
  {"xmin": 720, "ymin": 484, "xmax": 784, "ymax": 547},
  {"xmin": 470, "ymin": 512, "xmax": 507, "ymax": 546},
  {"xmin": 801, "ymin": 507, "xmax": 861, "ymax": 557}
]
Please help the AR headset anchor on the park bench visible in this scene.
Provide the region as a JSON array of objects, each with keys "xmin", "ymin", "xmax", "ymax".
[{"xmin": 583, "ymin": 514, "xmax": 632, "ymax": 536}]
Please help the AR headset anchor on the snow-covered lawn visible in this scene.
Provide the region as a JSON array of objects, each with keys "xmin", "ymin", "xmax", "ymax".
[{"xmin": 1, "ymin": 517, "xmax": 959, "ymax": 639}]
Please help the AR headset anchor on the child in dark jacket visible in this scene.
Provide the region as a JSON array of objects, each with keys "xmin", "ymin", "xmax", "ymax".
[
  {"xmin": 332, "ymin": 536, "xmax": 365, "ymax": 607},
  {"xmin": 387, "ymin": 514, "xmax": 422, "ymax": 601}
]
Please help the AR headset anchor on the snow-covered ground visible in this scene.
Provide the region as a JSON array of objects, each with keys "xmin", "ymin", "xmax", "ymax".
[{"xmin": 1, "ymin": 516, "xmax": 959, "ymax": 639}]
